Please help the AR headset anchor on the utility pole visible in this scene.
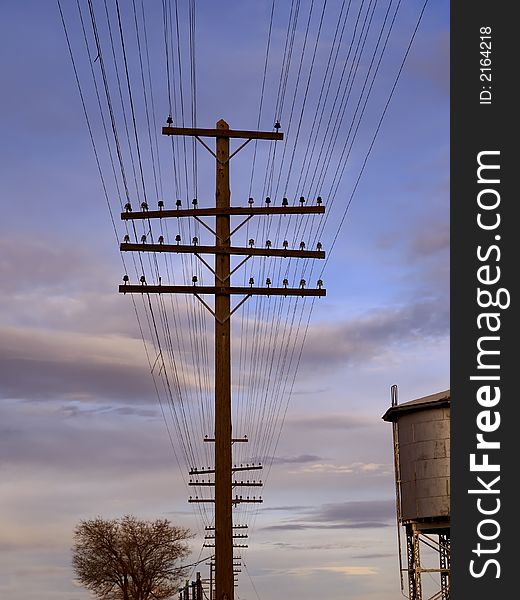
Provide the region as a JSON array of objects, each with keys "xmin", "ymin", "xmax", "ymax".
[
  {"xmin": 206, "ymin": 559, "xmax": 214, "ymax": 600},
  {"xmin": 214, "ymin": 120, "xmax": 233, "ymax": 600},
  {"xmin": 119, "ymin": 119, "xmax": 326, "ymax": 600},
  {"xmin": 196, "ymin": 572, "xmax": 203, "ymax": 600}
]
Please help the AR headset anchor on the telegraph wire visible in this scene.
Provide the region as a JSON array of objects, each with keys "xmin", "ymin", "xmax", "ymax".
[
  {"xmin": 298, "ymin": 0, "xmax": 397, "ymax": 252},
  {"xmin": 320, "ymin": 0, "xmax": 430, "ymax": 277},
  {"xmin": 87, "ymin": 0, "xmax": 132, "ymax": 205},
  {"xmin": 59, "ymin": 0, "xmax": 434, "ymax": 571},
  {"xmin": 56, "ymin": 0, "xmax": 192, "ymax": 495},
  {"xmin": 76, "ymin": 0, "xmax": 124, "ymax": 217},
  {"xmin": 245, "ymin": 1, "xmax": 313, "ymax": 474},
  {"xmin": 130, "ymin": 1, "xmax": 201, "ymax": 467},
  {"xmin": 313, "ymin": 0, "xmax": 395, "ymax": 202},
  {"xmin": 243, "ymin": 562, "xmax": 262, "ymax": 600},
  {"xmin": 253, "ymin": 3, "xmax": 334, "ymax": 445},
  {"xmin": 171, "ymin": 1, "xmax": 208, "ymax": 441},
  {"xmin": 293, "ymin": 0, "xmax": 351, "ymax": 197},
  {"xmin": 280, "ymin": 0, "xmax": 328, "ymax": 200},
  {"xmin": 271, "ymin": 0, "xmax": 315, "ymax": 201},
  {"xmin": 117, "ymin": 0, "xmax": 206, "ymax": 481},
  {"xmin": 101, "ymin": 0, "xmax": 206, "ymax": 509},
  {"xmin": 101, "ymin": 0, "xmax": 142, "ymax": 209},
  {"xmin": 248, "ymin": 0, "xmax": 276, "ymax": 198},
  {"xmin": 173, "ymin": 0, "xmax": 192, "ymax": 200},
  {"xmin": 130, "ymin": 0, "xmax": 160, "ymax": 203},
  {"xmin": 56, "ymin": 0, "xmax": 119, "ymax": 247},
  {"xmin": 305, "ymin": 0, "xmax": 376, "ymax": 205},
  {"xmin": 115, "ymin": 0, "xmax": 149, "ymax": 204},
  {"xmin": 295, "ymin": 0, "xmax": 366, "ymax": 206}
]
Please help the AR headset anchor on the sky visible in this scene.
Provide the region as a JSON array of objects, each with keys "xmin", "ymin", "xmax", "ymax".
[{"xmin": 0, "ymin": 2, "xmax": 449, "ymax": 600}]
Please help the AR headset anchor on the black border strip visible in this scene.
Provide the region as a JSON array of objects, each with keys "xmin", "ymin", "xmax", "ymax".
[{"xmin": 451, "ymin": 2, "xmax": 517, "ymax": 596}]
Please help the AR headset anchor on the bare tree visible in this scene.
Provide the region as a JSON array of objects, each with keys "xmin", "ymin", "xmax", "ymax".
[{"xmin": 72, "ymin": 515, "xmax": 192, "ymax": 600}]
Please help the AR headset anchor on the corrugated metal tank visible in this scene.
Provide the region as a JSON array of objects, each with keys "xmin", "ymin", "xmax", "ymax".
[{"xmin": 383, "ymin": 390, "xmax": 450, "ymax": 524}]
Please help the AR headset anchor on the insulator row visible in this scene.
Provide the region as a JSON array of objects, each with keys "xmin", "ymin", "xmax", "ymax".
[
  {"xmin": 125, "ymin": 234, "xmax": 323, "ymax": 250},
  {"xmin": 246, "ymin": 195, "xmax": 322, "ymax": 206},
  {"xmin": 188, "ymin": 480, "xmax": 262, "ymax": 485},
  {"xmin": 123, "ymin": 195, "xmax": 323, "ymax": 212},
  {"xmin": 248, "ymin": 238, "xmax": 323, "ymax": 250},
  {"xmin": 204, "ymin": 525, "xmax": 248, "ymax": 530},
  {"xmin": 205, "ymin": 527, "xmax": 248, "ymax": 531},
  {"xmin": 245, "ymin": 277, "xmax": 324, "ymax": 289},
  {"xmin": 204, "ymin": 535, "xmax": 248, "ymax": 540},
  {"xmin": 232, "ymin": 496, "xmax": 263, "ymax": 503},
  {"xmin": 233, "ymin": 479, "xmax": 264, "ymax": 486},
  {"xmin": 188, "ymin": 463, "xmax": 263, "ymax": 474},
  {"xmin": 122, "ymin": 275, "xmax": 324, "ymax": 289},
  {"xmin": 124, "ymin": 198, "xmax": 198, "ymax": 212},
  {"xmin": 188, "ymin": 495, "xmax": 262, "ymax": 501}
]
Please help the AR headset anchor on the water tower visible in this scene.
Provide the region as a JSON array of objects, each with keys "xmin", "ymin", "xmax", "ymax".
[{"xmin": 382, "ymin": 386, "xmax": 450, "ymax": 600}]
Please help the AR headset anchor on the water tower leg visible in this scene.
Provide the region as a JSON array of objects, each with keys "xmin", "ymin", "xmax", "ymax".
[
  {"xmin": 406, "ymin": 525, "xmax": 422, "ymax": 600},
  {"xmin": 439, "ymin": 532, "xmax": 450, "ymax": 599}
]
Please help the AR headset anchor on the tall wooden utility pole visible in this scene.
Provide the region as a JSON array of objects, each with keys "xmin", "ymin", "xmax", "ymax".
[
  {"xmin": 214, "ymin": 121, "xmax": 233, "ymax": 600},
  {"xmin": 119, "ymin": 119, "xmax": 326, "ymax": 600}
]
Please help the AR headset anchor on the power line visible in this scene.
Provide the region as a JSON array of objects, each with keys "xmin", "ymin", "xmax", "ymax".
[
  {"xmin": 320, "ymin": 0, "xmax": 430, "ymax": 277},
  {"xmin": 58, "ymin": 0, "xmax": 435, "ymax": 587}
]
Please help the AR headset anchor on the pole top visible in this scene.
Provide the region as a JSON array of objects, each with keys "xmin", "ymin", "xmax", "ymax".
[{"xmin": 217, "ymin": 119, "xmax": 229, "ymax": 129}]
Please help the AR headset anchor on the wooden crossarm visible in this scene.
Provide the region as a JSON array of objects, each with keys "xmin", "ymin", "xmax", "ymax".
[
  {"xmin": 119, "ymin": 284, "xmax": 326, "ymax": 297},
  {"xmin": 120, "ymin": 242, "xmax": 325, "ymax": 259},
  {"xmin": 162, "ymin": 126, "xmax": 283, "ymax": 140},
  {"xmin": 120, "ymin": 205, "xmax": 325, "ymax": 220}
]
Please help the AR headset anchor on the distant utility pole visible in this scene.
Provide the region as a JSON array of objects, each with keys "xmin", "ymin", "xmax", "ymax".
[{"xmin": 119, "ymin": 119, "xmax": 326, "ymax": 600}]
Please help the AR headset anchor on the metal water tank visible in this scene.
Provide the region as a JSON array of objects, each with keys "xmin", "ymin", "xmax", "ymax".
[{"xmin": 383, "ymin": 389, "xmax": 450, "ymax": 523}]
